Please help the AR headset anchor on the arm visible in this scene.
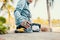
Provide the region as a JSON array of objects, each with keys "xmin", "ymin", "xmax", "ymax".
[
  {"xmin": 14, "ymin": 0, "xmax": 31, "ymax": 28},
  {"xmin": 14, "ymin": 10, "xmax": 31, "ymax": 28},
  {"xmin": 14, "ymin": 0, "xmax": 26, "ymax": 26}
]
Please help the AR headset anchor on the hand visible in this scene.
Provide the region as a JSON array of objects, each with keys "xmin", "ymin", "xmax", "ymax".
[{"xmin": 21, "ymin": 20, "xmax": 31, "ymax": 28}]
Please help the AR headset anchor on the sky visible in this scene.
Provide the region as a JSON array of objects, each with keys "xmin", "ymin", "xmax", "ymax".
[
  {"xmin": 0, "ymin": 0, "xmax": 60, "ymax": 20},
  {"xmin": 29, "ymin": 0, "xmax": 60, "ymax": 19}
]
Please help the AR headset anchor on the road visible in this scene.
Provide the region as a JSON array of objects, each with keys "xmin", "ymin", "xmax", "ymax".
[{"xmin": 0, "ymin": 32, "xmax": 60, "ymax": 40}]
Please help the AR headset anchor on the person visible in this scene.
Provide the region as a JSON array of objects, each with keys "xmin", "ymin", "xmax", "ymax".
[
  {"xmin": 14, "ymin": 0, "xmax": 41, "ymax": 33},
  {"xmin": 14, "ymin": 0, "xmax": 33, "ymax": 33}
]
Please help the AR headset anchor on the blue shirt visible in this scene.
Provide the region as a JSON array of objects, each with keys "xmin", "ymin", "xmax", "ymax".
[{"xmin": 14, "ymin": 0, "xmax": 31, "ymax": 26}]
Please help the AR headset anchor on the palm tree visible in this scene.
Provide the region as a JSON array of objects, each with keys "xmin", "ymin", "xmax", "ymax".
[
  {"xmin": 34, "ymin": 0, "xmax": 38, "ymax": 7},
  {"xmin": 46, "ymin": 0, "xmax": 54, "ymax": 32},
  {"xmin": 46, "ymin": 0, "xmax": 51, "ymax": 32},
  {"xmin": 0, "ymin": 0, "xmax": 15, "ymax": 30}
]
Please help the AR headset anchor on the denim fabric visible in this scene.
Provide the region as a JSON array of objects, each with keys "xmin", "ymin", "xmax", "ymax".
[
  {"xmin": 14, "ymin": 0, "xmax": 32, "ymax": 32},
  {"xmin": 14, "ymin": 0, "xmax": 31, "ymax": 26}
]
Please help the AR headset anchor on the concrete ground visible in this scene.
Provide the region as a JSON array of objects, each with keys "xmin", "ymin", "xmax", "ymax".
[{"xmin": 0, "ymin": 32, "xmax": 60, "ymax": 40}]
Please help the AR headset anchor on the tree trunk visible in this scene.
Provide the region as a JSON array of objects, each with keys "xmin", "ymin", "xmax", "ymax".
[{"xmin": 46, "ymin": 0, "xmax": 52, "ymax": 32}]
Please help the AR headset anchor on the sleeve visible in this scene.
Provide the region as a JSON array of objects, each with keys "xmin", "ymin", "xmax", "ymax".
[
  {"xmin": 16, "ymin": 0, "xmax": 26, "ymax": 10},
  {"xmin": 14, "ymin": 0, "xmax": 26, "ymax": 26}
]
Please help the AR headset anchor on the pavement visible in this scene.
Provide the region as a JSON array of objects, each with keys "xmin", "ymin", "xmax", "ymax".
[{"xmin": 0, "ymin": 32, "xmax": 60, "ymax": 40}]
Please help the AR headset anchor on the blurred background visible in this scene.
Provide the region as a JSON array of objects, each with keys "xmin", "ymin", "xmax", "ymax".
[{"xmin": 0, "ymin": 0, "xmax": 60, "ymax": 33}]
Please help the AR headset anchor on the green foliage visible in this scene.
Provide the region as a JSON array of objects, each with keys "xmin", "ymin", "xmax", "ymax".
[
  {"xmin": 10, "ymin": 0, "xmax": 13, "ymax": 2},
  {"xmin": 0, "ymin": 25, "xmax": 7, "ymax": 34},
  {"xmin": 0, "ymin": 17, "xmax": 8, "ymax": 34},
  {"xmin": 0, "ymin": 17, "xmax": 6, "ymax": 24}
]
